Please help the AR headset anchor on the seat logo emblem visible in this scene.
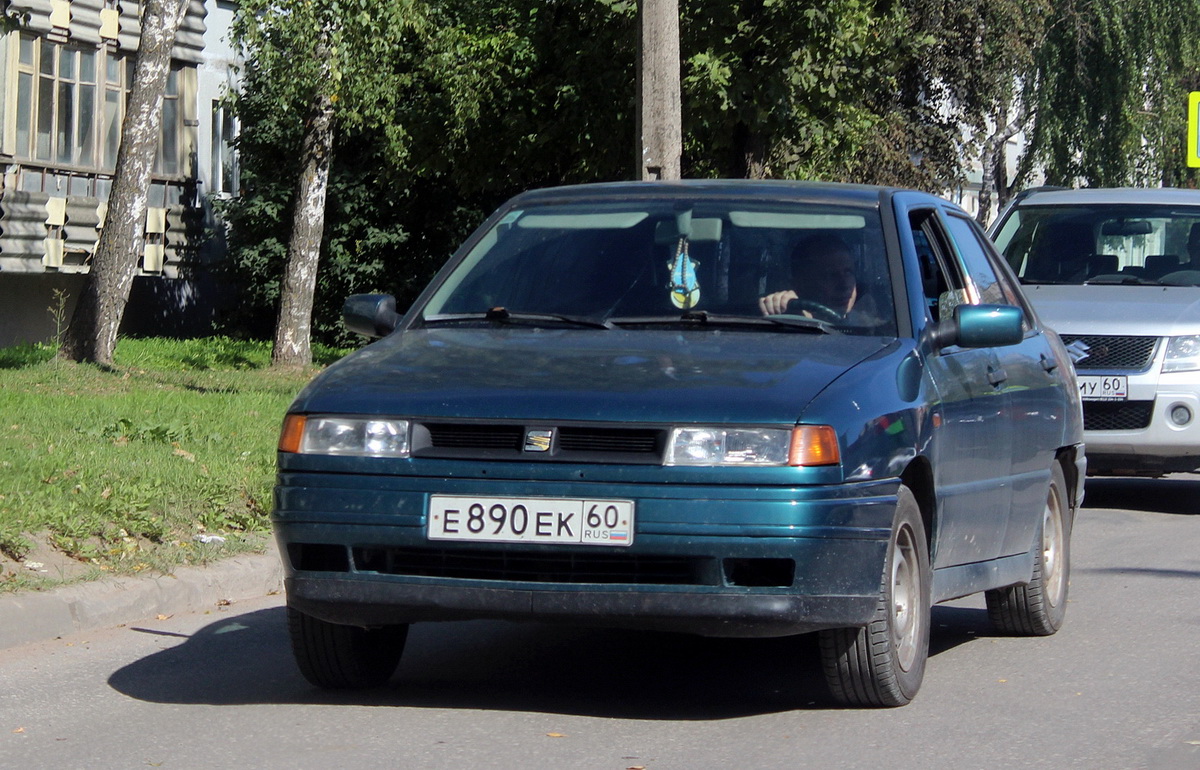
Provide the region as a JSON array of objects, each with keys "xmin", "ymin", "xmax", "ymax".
[{"xmin": 524, "ymin": 429, "xmax": 553, "ymax": 452}]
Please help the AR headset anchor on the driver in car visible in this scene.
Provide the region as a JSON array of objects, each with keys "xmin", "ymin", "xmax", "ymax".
[{"xmin": 758, "ymin": 233, "xmax": 860, "ymax": 318}]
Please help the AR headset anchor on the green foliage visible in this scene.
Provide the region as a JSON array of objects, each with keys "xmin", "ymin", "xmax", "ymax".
[
  {"xmin": 0, "ymin": 343, "xmax": 56, "ymax": 369},
  {"xmin": 1026, "ymin": 0, "xmax": 1200, "ymax": 187},
  {"xmin": 681, "ymin": 0, "xmax": 910, "ymax": 180},
  {"xmin": 851, "ymin": 0, "xmax": 1050, "ymax": 193},
  {"xmin": 221, "ymin": 0, "xmax": 639, "ymax": 343}
]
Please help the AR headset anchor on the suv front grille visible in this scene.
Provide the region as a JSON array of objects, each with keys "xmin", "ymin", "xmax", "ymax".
[
  {"xmin": 1060, "ymin": 335, "xmax": 1158, "ymax": 371},
  {"xmin": 1083, "ymin": 400, "xmax": 1154, "ymax": 431}
]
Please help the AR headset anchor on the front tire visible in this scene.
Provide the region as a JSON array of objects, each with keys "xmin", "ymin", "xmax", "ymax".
[
  {"xmin": 985, "ymin": 462, "xmax": 1071, "ymax": 635},
  {"xmin": 287, "ymin": 606, "xmax": 409, "ymax": 689},
  {"xmin": 819, "ymin": 486, "xmax": 931, "ymax": 707}
]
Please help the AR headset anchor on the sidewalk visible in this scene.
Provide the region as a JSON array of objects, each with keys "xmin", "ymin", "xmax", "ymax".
[{"xmin": 0, "ymin": 542, "xmax": 284, "ymax": 650}]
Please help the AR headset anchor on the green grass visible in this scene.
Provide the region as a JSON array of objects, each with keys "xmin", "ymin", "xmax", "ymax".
[{"xmin": 0, "ymin": 337, "xmax": 351, "ymax": 592}]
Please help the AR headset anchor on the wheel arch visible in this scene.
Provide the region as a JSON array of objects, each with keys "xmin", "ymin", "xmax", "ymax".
[
  {"xmin": 899, "ymin": 455, "xmax": 935, "ymax": 552},
  {"xmin": 1055, "ymin": 444, "xmax": 1084, "ymax": 515}
]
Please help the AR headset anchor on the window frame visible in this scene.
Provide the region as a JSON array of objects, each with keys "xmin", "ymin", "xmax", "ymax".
[
  {"xmin": 943, "ymin": 211, "xmax": 1036, "ymax": 331},
  {"xmin": 7, "ymin": 32, "xmax": 192, "ymax": 179}
]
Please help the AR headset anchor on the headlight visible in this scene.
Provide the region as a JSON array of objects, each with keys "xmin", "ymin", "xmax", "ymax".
[
  {"xmin": 278, "ymin": 415, "xmax": 410, "ymax": 457},
  {"xmin": 665, "ymin": 426, "xmax": 839, "ymax": 467},
  {"xmin": 1163, "ymin": 335, "xmax": 1200, "ymax": 373}
]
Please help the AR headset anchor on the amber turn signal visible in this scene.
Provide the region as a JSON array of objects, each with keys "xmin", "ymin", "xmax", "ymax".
[
  {"xmin": 789, "ymin": 425, "xmax": 840, "ymax": 466},
  {"xmin": 278, "ymin": 414, "xmax": 307, "ymax": 453}
]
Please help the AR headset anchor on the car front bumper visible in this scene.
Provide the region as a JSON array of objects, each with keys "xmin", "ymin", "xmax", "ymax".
[
  {"xmin": 1082, "ymin": 372, "xmax": 1200, "ymax": 473},
  {"xmin": 273, "ymin": 470, "xmax": 899, "ymax": 638}
]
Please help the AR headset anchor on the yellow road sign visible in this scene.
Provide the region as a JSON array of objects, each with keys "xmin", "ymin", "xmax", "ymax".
[{"xmin": 1189, "ymin": 92, "xmax": 1200, "ymax": 168}]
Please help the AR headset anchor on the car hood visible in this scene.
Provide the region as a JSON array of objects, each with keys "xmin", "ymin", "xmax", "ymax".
[
  {"xmin": 292, "ymin": 328, "xmax": 893, "ymax": 425},
  {"xmin": 1021, "ymin": 284, "xmax": 1200, "ymax": 336}
]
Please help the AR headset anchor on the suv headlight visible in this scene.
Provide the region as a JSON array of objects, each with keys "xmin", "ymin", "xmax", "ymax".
[
  {"xmin": 665, "ymin": 426, "xmax": 839, "ymax": 467},
  {"xmin": 1163, "ymin": 335, "xmax": 1200, "ymax": 373},
  {"xmin": 279, "ymin": 415, "xmax": 410, "ymax": 457}
]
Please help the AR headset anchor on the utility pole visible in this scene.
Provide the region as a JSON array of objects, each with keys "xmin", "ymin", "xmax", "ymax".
[{"xmin": 636, "ymin": 0, "xmax": 682, "ymax": 181}]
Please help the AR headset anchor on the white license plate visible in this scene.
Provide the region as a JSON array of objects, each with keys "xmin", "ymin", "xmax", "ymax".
[
  {"xmin": 428, "ymin": 495, "xmax": 634, "ymax": 547},
  {"xmin": 1078, "ymin": 375, "xmax": 1128, "ymax": 401}
]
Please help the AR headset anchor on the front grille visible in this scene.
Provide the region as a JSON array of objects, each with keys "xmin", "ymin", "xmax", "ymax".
[
  {"xmin": 1061, "ymin": 334, "xmax": 1158, "ymax": 371},
  {"xmin": 416, "ymin": 421, "xmax": 667, "ymax": 462},
  {"xmin": 426, "ymin": 423, "xmax": 523, "ymax": 450},
  {"xmin": 558, "ymin": 426, "xmax": 660, "ymax": 454},
  {"xmin": 353, "ymin": 546, "xmax": 704, "ymax": 585},
  {"xmin": 1083, "ymin": 400, "xmax": 1154, "ymax": 431}
]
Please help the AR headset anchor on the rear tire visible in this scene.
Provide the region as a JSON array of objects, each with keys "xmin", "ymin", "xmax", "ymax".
[
  {"xmin": 819, "ymin": 486, "xmax": 930, "ymax": 707},
  {"xmin": 985, "ymin": 462, "xmax": 1071, "ymax": 636},
  {"xmin": 287, "ymin": 606, "xmax": 409, "ymax": 689}
]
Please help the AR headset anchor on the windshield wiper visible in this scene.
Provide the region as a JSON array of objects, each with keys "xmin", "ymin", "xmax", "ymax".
[
  {"xmin": 423, "ymin": 307, "xmax": 615, "ymax": 329},
  {"xmin": 611, "ymin": 310, "xmax": 833, "ymax": 333}
]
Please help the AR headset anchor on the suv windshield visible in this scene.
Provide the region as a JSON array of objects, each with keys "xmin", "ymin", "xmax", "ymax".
[
  {"xmin": 420, "ymin": 199, "xmax": 898, "ymax": 336},
  {"xmin": 993, "ymin": 203, "xmax": 1200, "ymax": 286}
]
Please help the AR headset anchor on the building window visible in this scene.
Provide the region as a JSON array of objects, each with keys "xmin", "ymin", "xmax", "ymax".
[
  {"xmin": 101, "ymin": 48, "xmax": 124, "ymax": 170},
  {"xmin": 156, "ymin": 66, "xmax": 181, "ymax": 176},
  {"xmin": 14, "ymin": 35, "xmax": 99, "ymax": 168},
  {"xmin": 12, "ymin": 34, "xmax": 189, "ymax": 179},
  {"xmin": 210, "ymin": 99, "xmax": 238, "ymax": 195}
]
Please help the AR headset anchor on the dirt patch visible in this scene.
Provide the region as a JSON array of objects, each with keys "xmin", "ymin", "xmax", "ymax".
[{"xmin": 0, "ymin": 532, "xmax": 97, "ymax": 585}]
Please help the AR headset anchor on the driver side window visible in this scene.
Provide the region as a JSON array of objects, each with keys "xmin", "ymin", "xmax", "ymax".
[{"xmin": 909, "ymin": 209, "xmax": 967, "ymax": 323}]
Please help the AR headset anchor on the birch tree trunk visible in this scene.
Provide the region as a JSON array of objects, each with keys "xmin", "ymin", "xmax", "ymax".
[
  {"xmin": 976, "ymin": 103, "xmax": 1023, "ymax": 227},
  {"xmin": 60, "ymin": 0, "xmax": 189, "ymax": 365},
  {"xmin": 271, "ymin": 89, "xmax": 335, "ymax": 367}
]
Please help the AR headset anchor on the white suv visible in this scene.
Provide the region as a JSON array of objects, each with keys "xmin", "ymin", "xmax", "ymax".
[{"xmin": 992, "ymin": 187, "xmax": 1200, "ymax": 476}]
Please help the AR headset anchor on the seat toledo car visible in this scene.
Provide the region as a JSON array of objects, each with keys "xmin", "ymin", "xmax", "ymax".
[
  {"xmin": 274, "ymin": 180, "xmax": 1084, "ymax": 707},
  {"xmin": 991, "ymin": 187, "xmax": 1200, "ymax": 475}
]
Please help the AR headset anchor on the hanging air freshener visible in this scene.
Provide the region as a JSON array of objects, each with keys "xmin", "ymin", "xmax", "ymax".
[{"xmin": 668, "ymin": 236, "xmax": 700, "ymax": 309}]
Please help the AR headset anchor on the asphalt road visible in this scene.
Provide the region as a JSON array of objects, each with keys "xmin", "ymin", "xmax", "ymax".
[{"xmin": 1, "ymin": 476, "xmax": 1198, "ymax": 769}]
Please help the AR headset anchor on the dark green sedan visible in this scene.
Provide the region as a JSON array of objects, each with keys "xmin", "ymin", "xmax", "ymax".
[{"xmin": 273, "ymin": 180, "xmax": 1084, "ymax": 707}]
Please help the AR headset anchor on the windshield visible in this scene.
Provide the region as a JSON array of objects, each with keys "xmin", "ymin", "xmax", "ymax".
[
  {"xmin": 420, "ymin": 198, "xmax": 897, "ymax": 336},
  {"xmin": 993, "ymin": 203, "xmax": 1200, "ymax": 286}
]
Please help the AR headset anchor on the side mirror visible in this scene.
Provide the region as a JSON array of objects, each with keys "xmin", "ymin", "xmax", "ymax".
[
  {"xmin": 931, "ymin": 304, "xmax": 1024, "ymax": 349},
  {"xmin": 343, "ymin": 294, "xmax": 401, "ymax": 337}
]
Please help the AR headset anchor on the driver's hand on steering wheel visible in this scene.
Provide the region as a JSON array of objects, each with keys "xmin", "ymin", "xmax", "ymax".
[{"xmin": 759, "ymin": 290, "xmax": 799, "ymax": 315}]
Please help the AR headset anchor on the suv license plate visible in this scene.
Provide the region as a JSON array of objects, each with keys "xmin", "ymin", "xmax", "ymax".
[
  {"xmin": 1078, "ymin": 375, "xmax": 1128, "ymax": 401},
  {"xmin": 429, "ymin": 495, "xmax": 634, "ymax": 546}
]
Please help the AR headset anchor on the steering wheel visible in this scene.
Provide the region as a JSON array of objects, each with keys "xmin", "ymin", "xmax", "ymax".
[{"xmin": 785, "ymin": 298, "xmax": 842, "ymax": 323}]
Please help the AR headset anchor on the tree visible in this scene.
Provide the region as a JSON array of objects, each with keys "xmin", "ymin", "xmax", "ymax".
[
  {"xmin": 679, "ymin": 0, "xmax": 909, "ymax": 180},
  {"xmin": 1024, "ymin": 0, "xmax": 1200, "ymax": 188},
  {"xmin": 60, "ymin": 0, "xmax": 190, "ymax": 365},
  {"xmin": 879, "ymin": 0, "xmax": 1051, "ymax": 221},
  {"xmin": 232, "ymin": 0, "xmax": 425, "ymax": 367},
  {"xmin": 223, "ymin": 0, "xmax": 640, "ymax": 347}
]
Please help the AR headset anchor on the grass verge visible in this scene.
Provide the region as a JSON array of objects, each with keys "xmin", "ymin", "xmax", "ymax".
[{"xmin": 0, "ymin": 337, "xmax": 349, "ymax": 592}]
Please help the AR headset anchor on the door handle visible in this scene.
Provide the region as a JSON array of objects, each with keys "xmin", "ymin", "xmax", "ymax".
[
  {"xmin": 988, "ymin": 365, "xmax": 1008, "ymax": 386},
  {"xmin": 1040, "ymin": 353, "xmax": 1058, "ymax": 373}
]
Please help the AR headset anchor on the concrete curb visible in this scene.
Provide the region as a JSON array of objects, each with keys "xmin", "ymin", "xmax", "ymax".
[{"xmin": 0, "ymin": 543, "xmax": 284, "ymax": 650}]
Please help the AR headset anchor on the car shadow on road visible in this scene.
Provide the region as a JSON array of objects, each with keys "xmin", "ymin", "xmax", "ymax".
[
  {"xmin": 1082, "ymin": 476, "xmax": 1200, "ymax": 515},
  {"xmin": 107, "ymin": 603, "xmax": 992, "ymax": 717}
]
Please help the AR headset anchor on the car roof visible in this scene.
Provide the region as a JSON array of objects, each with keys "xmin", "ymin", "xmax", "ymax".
[
  {"xmin": 507, "ymin": 179, "xmax": 947, "ymax": 208},
  {"xmin": 1013, "ymin": 187, "xmax": 1200, "ymax": 207}
]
